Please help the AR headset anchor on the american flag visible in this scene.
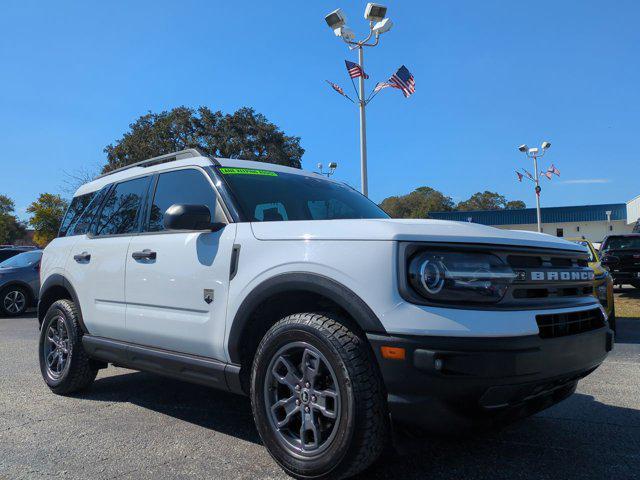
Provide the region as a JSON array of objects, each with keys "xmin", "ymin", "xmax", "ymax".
[
  {"xmin": 541, "ymin": 170, "xmax": 553, "ymax": 180},
  {"xmin": 547, "ymin": 164, "xmax": 560, "ymax": 176},
  {"xmin": 374, "ymin": 81, "xmax": 396, "ymax": 92},
  {"xmin": 345, "ymin": 60, "xmax": 369, "ymax": 79},
  {"xmin": 388, "ymin": 65, "xmax": 415, "ymax": 97},
  {"xmin": 326, "ymin": 80, "xmax": 346, "ymax": 96},
  {"xmin": 516, "ymin": 171, "xmax": 524, "ymax": 182}
]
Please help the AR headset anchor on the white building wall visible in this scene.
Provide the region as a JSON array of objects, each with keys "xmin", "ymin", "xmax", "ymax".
[
  {"xmin": 494, "ymin": 220, "xmax": 633, "ymax": 243},
  {"xmin": 627, "ymin": 195, "xmax": 640, "ymax": 225}
]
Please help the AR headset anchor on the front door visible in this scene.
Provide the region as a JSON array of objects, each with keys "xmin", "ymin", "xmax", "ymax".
[{"xmin": 124, "ymin": 167, "xmax": 235, "ymax": 361}]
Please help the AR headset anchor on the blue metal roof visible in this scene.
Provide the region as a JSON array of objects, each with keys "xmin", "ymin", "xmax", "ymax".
[{"xmin": 429, "ymin": 203, "xmax": 627, "ymax": 226}]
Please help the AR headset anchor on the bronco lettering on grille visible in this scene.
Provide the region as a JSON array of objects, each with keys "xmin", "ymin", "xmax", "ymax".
[{"xmin": 530, "ymin": 271, "xmax": 594, "ymax": 281}]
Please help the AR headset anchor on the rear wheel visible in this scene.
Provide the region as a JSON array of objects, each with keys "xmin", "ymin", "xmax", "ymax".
[
  {"xmin": 0, "ymin": 286, "xmax": 28, "ymax": 316},
  {"xmin": 251, "ymin": 313, "xmax": 388, "ymax": 479},
  {"xmin": 38, "ymin": 299, "xmax": 97, "ymax": 394}
]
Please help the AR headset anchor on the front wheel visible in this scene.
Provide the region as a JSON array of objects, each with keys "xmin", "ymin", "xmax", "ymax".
[
  {"xmin": 251, "ymin": 313, "xmax": 388, "ymax": 479},
  {"xmin": 0, "ymin": 286, "xmax": 28, "ymax": 316}
]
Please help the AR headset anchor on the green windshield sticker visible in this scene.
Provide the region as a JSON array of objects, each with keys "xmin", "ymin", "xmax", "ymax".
[{"xmin": 219, "ymin": 167, "xmax": 278, "ymax": 177}]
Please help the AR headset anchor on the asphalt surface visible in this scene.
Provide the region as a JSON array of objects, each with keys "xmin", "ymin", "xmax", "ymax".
[{"xmin": 1, "ymin": 298, "xmax": 639, "ymax": 480}]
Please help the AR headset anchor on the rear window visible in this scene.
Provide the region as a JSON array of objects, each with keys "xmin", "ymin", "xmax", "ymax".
[
  {"xmin": 602, "ymin": 236, "xmax": 640, "ymax": 251},
  {"xmin": 0, "ymin": 251, "xmax": 41, "ymax": 269},
  {"xmin": 218, "ymin": 167, "xmax": 388, "ymax": 222},
  {"xmin": 59, "ymin": 192, "xmax": 97, "ymax": 237},
  {"xmin": 93, "ymin": 177, "xmax": 150, "ymax": 236}
]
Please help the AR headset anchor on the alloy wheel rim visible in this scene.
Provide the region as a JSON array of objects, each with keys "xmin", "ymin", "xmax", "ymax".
[
  {"xmin": 264, "ymin": 341, "xmax": 341, "ymax": 456},
  {"xmin": 44, "ymin": 315, "xmax": 70, "ymax": 379},
  {"xmin": 4, "ymin": 290, "xmax": 26, "ymax": 314}
]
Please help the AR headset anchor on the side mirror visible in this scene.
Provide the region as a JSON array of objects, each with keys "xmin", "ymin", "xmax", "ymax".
[
  {"xmin": 163, "ymin": 204, "xmax": 225, "ymax": 232},
  {"xmin": 601, "ymin": 255, "xmax": 619, "ymax": 267}
]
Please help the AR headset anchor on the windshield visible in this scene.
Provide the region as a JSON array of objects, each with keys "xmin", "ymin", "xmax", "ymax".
[
  {"xmin": 217, "ymin": 167, "xmax": 389, "ymax": 222},
  {"xmin": 602, "ymin": 236, "xmax": 640, "ymax": 251},
  {"xmin": 0, "ymin": 251, "xmax": 42, "ymax": 268},
  {"xmin": 573, "ymin": 241, "xmax": 596, "ymax": 262}
]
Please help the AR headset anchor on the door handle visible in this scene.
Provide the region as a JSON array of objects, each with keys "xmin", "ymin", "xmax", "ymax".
[
  {"xmin": 73, "ymin": 252, "xmax": 91, "ymax": 263},
  {"xmin": 132, "ymin": 249, "xmax": 157, "ymax": 261}
]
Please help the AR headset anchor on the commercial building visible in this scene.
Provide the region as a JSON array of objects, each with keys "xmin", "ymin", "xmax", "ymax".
[{"xmin": 430, "ymin": 198, "xmax": 640, "ymax": 243}]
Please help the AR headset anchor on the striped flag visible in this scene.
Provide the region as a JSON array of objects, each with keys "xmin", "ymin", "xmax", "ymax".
[
  {"xmin": 523, "ymin": 169, "xmax": 535, "ymax": 181},
  {"xmin": 388, "ymin": 65, "xmax": 415, "ymax": 97},
  {"xmin": 374, "ymin": 81, "xmax": 394, "ymax": 92},
  {"xmin": 541, "ymin": 170, "xmax": 553, "ymax": 180},
  {"xmin": 326, "ymin": 80, "xmax": 346, "ymax": 96},
  {"xmin": 548, "ymin": 164, "xmax": 560, "ymax": 176},
  {"xmin": 516, "ymin": 171, "xmax": 524, "ymax": 182},
  {"xmin": 345, "ymin": 60, "xmax": 369, "ymax": 79}
]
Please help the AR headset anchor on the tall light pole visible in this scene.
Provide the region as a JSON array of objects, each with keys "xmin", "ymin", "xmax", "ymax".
[
  {"xmin": 325, "ymin": 4, "xmax": 393, "ymax": 197},
  {"xmin": 517, "ymin": 141, "xmax": 551, "ymax": 233}
]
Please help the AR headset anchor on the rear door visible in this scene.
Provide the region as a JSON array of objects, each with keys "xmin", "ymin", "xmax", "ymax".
[
  {"xmin": 66, "ymin": 176, "xmax": 151, "ymax": 340},
  {"xmin": 124, "ymin": 167, "xmax": 235, "ymax": 361}
]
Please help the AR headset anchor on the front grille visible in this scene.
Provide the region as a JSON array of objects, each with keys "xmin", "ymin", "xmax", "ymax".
[
  {"xmin": 513, "ymin": 285, "xmax": 593, "ymax": 299},
  {"xmin": 536, "ymin": 308, "xmax": 605, "ymax": 339}
]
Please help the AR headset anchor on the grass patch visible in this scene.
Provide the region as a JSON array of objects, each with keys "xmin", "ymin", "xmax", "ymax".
[{"xmin": 614, "ymin": 288, "xmax": 640, "ymax": 319}]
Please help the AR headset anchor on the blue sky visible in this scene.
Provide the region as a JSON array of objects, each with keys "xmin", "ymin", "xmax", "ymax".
[{"xmin": 1, "ymin": 0, "xmax": 638, "ymax": 219}]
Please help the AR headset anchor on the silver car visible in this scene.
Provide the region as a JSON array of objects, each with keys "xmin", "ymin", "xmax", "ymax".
[{"xmin": 0, "ymin": 250, "xmax": 42, "ymax": 316}]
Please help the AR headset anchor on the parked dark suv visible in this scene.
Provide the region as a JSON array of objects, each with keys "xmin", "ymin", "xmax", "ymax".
[
  {"xmin": 600, "ymin": 234, "xmax": 640, "ymax": 289},
  {"xmin": 0, "ymin": 250, "xmax": 42, "ymax": 316}
]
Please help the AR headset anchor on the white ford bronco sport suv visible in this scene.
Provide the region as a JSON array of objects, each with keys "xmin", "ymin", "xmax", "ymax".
[{"xmin": 39, "ymin": 149, "xmax": 613, "ymax": 479}]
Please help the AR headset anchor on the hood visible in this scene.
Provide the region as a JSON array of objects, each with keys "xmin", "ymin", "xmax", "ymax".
[{"xmin": 251, "ymin": 218, "xmax": 586, "ymax": 252}]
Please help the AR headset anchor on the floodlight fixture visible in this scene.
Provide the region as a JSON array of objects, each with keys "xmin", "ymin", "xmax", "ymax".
[
  {"xmin": 372, "ymin": 18, "xmax": 393, "ymax": 35},
  {"xmin": 335, "ymin": 26, "xmax": 355, "ymax": 40},
  {"xmin": 325, "ymin": 9, "xmax": 347, "ymax": 29},
  {"xmin": 328, "ymin": 162, "xmax": 338, "ymax": 169},
  {"xmin": 518, "ymin": 144, "xmax": 528, "ymax": 152},
  {"xmin": 364, "ymin": 3, "xmax": 387, "ymax": 22},
  {"xmin": 541, "ymin": 141, "xmax": 551, "ymax": 150},
  {"xmin": 528, "ymin": 147, "xmax": 539, "ymax": 155}
]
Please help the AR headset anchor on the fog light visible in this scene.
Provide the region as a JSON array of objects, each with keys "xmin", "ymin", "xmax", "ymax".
[{"xmin": 434, "ymin": 358, "xmax": 444, "ymax": 371}]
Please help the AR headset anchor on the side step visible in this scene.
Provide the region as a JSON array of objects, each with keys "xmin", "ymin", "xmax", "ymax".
[{"xmin": 82, "ymin": 335, "xmax": 244, "ymax": 395}]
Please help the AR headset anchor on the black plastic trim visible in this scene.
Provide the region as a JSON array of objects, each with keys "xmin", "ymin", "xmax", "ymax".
[
  {"xmin": 226, "ymin": 272, "xmax": 387, "ymax": 364},
  {"xmin": 229, "ymin": 244, "xmax": 241, "ymax": 280},
  {"xmin": 82, "ymin": 336, "xmax": 244, "ymax": 395},
  {"xmin": 37, "ymin": 274, "xmax": 88, "ymax": 332}
]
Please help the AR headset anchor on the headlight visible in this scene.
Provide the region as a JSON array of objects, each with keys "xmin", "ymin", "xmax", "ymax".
[{"xmin": 408, "ymin": 251, "xmax": 516, "ymax": 304}]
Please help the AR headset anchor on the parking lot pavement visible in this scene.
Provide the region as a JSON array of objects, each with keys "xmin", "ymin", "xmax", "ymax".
[{"xmin": 1, "ymin": 296, "xmax": 639, "ymax": 480}]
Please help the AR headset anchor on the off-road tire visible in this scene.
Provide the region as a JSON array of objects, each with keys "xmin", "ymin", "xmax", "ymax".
[
  {"xmin": 0, "ymin": 285, "xmax": 29, "ymax": 316},
  {"xmin": 251, "ymin": 312, "xmax": 388, "ymax": 480},
  {"xmin": 39, "ymin": 299, "xmax": 97, "ymax": 394}
]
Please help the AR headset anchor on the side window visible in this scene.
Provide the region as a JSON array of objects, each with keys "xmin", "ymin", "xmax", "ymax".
[
  {"xmin": 93, "ymin": 177, "xmax": 149, "ymax": 236},
  {"xmin": 147, "ymin": 169, "xmax": 220, "ymax": 232},
  {"xmin": 58, "ymin": 192, "xmax": 96, "ymax": 237},
  {"xmin": 255, "ymin": 203, "xmax": 288, "ymax": 221},
  {"xmin": 66, "ymin": 186, "xmax": 109, "ymax": 237}
]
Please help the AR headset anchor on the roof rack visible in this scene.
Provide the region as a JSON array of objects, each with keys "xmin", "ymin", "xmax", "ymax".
[{"xmin": 96, "ymin": 148, "xmax": 216, "ymax": 179}]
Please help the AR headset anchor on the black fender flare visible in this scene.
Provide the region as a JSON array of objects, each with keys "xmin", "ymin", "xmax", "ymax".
[
  {"xmin": 38, "ymin": 274, "xmax": 87, "ymax": 332},
  {"xmin": 227, "ymin": 272, "xmax": 387, "ymax": 364}
]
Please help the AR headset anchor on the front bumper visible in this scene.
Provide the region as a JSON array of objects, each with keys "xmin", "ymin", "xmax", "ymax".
[{"xmin": 368, "ymin": 326, "xmax": 614, "ymax": 432}]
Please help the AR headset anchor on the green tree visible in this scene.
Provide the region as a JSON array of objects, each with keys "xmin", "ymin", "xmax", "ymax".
[
  {"xmin": 27, "ymin": 193, "xmax": 68, "ymax": 247},
  {"xmin": 102, "ymin": 106, "xmax": 304, "ymax": 173},
  {"xmin": 505, "ymin": 200, "xmax": 526, "ymax": 209},
  {"xmin": 0, "ymin": 194, "xmax": 26, "ymax": 244},
  {"xmin": 380, "ymin": 186, "xmax": 455, "ymax": 218},
  {"xmin": 456, "ymin": 191, "xmax": 526, "ymax": 211}
]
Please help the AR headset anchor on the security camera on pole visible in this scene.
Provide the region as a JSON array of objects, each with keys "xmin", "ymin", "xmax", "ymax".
[
  {"xmin": 514, "ymin": 141, "xmax": 559, "ymax": 233},
  {"xmin": 324, "ymin": 3, "xmax": 415, "ymax": 197}
]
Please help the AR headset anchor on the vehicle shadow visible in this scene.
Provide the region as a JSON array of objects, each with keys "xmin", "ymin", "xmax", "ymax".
[
  {"xmin": 85, "ymin": 371, "xmax": 261, "ymax": 444},
  {"xmin": 82, "ymin": 366, "xmax": 640, "ymax": 480},
  {"xmin": 615, "ymin": 316, "xmax": 640, "ymax": 344}
]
